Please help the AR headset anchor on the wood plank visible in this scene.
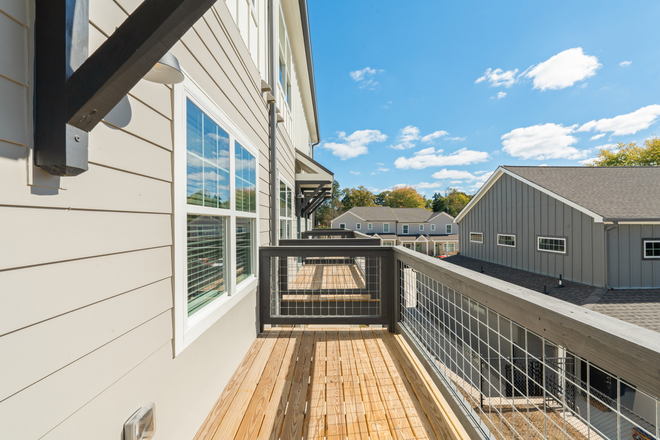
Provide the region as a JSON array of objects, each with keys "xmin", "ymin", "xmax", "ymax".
[
  {"xmin": 211, "ymin": 329, "xmax": 280, "ymax": 440},
  {"xmin": 192, "ymin": 334, "xmax": 267, "ymax": 440},
  {"xmin": 280, "ymin": 330, "xmax": 315, "ymax": 439},
  {"xmin": 374, "ymin": 330, "xmax": 438, "ymax": 440},
  {"xmin": 385, "ymin": 331, "xmax": 468, "ymax": 440},
  {"xmin": 235, "ymin": 330, "xmax": 292, "ymax": 439},
  {"xmin": 349, "ymin": 328, "xmax": 394, "ymax": 440},
  {"xmin": 304, "ymin": 331, "xmax": 326, "ymax": 439},
  {"xmin": 339, "ymin": 330, "xmax": 369, "ymax": 439},
  {"xmin": 257, "ymin": 330, "xmax": 304, "ymax": 440},
  {"xmin": 361, "ymin": 329, "xmax": 416, "ymax": 439},
  {"xmin": 326, "ymin": 331, "xmax": 346, "ymax": 440}
]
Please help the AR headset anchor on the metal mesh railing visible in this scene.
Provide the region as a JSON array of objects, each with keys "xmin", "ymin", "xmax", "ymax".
[
  {"xmin": 259, "ymin": 246, "xmax": 392, "ymax": 327},
  {"xmin": 398, "ymin": 262, "xmax": 660, "ymax": 440}
]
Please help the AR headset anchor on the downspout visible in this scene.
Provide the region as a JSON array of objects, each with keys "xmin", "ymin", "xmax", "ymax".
[
  {"xmin": 268, "ymin": 0, "xmax": 278, "ymax": 246},
  {"xmin": 604, "ymin": 222, "xmax": 618, "ymax": 289}
]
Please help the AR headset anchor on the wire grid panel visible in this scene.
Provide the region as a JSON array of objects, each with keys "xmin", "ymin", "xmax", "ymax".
[
  {"xmin": 269, "ymin": 254, "xmax": 383, "ymax": 317},
  {"xmin": 398, "ymin": 262, "xmax": 660, "ymax": 440}
]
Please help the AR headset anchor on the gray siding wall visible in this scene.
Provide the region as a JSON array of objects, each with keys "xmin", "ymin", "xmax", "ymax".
[
  {"xmin": 607, "ymin": 224, "xmax": 660, "ymax": 288},
  {"xmin": 458, "ymin": 173, "xmax": 607, "ymax": 287},
  {"xmin": 0, "ymin": 1, "xmax": 308, "ymax": 438},
  {"xmin": 331, "ymin": 212, "xmax": 363, "ymax": 230},
  {"xmin": 428, "ymin": 213, "xmax": 458, "ymax": 235}
]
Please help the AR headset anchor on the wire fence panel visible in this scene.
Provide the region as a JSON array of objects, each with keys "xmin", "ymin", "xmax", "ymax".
[
  {"xmin": 259, "ymin": 246, "xmax": 391, "ymax": 327},
  {"xmin": 398, "ymin": 261, "xmax": 660, "ymax": 440}
]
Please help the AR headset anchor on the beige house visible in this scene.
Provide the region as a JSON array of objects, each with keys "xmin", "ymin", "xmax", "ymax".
[{"xmin": 0, "ymin": 1, "xmax": 330, "ymax": 438}]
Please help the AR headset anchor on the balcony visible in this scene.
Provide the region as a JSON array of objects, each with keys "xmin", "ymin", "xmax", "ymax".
[{"xmin": 195, "ymin": 230, "xmax": 660, "ymax": 440}]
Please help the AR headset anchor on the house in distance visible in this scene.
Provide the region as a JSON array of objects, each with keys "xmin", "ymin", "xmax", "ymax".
[{"xmin": 331, "ymin": 206, "xmax": 459, "ymax": 255}]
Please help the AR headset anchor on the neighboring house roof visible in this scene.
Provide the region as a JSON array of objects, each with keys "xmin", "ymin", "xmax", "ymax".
[
  {"xmin": 429, "ymin": 234, "xmax": 459, "ymax": 242},
  {"xmin": 377, "ymin": 234, "xmax": 398, "ymax": 240},
  {"xmin": 335, "ymin": 206, "xmax": 449, "ymax": 223},
  {"xmin": 444, "ymin": 255, "xmax": 660, "ymax": 333},
  {"xmin": 428, "ymin": 211, "xmax": 455, "ymax": 222},
  {"xmin": 457, "ymin": 166, "xmax": 660, "ymax": 223},
  {"xmin": 344, "ymin": 207, "xmax": 398, "ymax": 221},
  {"xmin": 393, "ymin": 208, "xmax": 436, "ymax": 223}
]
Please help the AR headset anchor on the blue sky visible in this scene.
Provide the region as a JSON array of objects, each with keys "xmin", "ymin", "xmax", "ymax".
[{"xmin": 307, "ymin": 1, "xmax": 660, "ymax": 196}]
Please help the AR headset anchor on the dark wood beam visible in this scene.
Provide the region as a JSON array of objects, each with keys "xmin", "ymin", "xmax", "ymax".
[
  {"xmin": 303, "ymin": 194, "xmax": 329, "ymax": 218},
  {"xmin": 66, "ymin": 0, "xmax": 216, "ymax": 131},
  {"xmin": 297, "ymin": 183, "xmax": 325, "ymax": 216}
]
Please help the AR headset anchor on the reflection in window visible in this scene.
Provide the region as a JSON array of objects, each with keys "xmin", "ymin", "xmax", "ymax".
[
  {"xmin": 236, "ymin": 218, "xmax": 254, "ymax": 283},
  {"xmin": 186, "ymin": 99, "xmax": 230, "ymax": 209},
  {"xmin": 187, "ymin": 215, "xmax": 227, "ymax": 316},
  {"xmin": 235, "ymin": 142, "xmax": 256, "ymax": 212}
]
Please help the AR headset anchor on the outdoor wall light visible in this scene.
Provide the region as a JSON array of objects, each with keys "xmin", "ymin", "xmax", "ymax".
[
  {"xmin": 297, "ymin": 192, "xmax": 305, "ymax": 199},
  {"xmin": 143, "ymin": 52, "xmax": 184, "ymax": 84}
]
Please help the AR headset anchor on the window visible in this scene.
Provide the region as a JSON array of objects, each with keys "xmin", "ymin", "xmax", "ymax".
[
  {"xmin": 383, "ymin": 241, "xmax": 394, "ymax": 246},
  {"xmin": 368, "ymin": 223, "xmax": 373, "ymax": 230},
  {"xmin": 383, "ymin": 223, "xmax": 390, "ymax": 233},
  {"xmin": 356, "ymin": 223, "xmax": 361, "ymax": 230},
  {"xmin": 538, "ymin": 237, "xmax": 566, "ymax": 254},
  {"xmin": 430, "ymin": 224, "xmax": 436, "ymax": 231},
  {"xmin": 174, "ymin": 80, "xmax": 259, "ymax": 354},
  {"xmin": 278, "ymin": 9, "xmax": 293, "ymax": 111},
  {"xmin": 402, "ymin": 225, "xmax": 409, "ymax": 234},
  {"xmin": 497, "ymin": 234, "xmax": 516, "ymax": 248},
  {"xmin": 470, "ymin": 232, "xmax": 483, "ymax": 243},
  {"xmin": 446, "ymin": 224, "xmax": 452, "ymax": 234},
  {"xmin": 279, "ymin": 180, "xmax": 293, "ymax": 239},
  {"xmin": 644, "ymin": 240, "xmax": 660, "ymax": 259},
  {"xmin": 444, "ymin": 243, "xmax": 456, "ymax": 253},
  {"xmin": 419, "ymin": 225, "xmax": 424, "ymax": 231},
  {"xmin": 403, "ymin": 243, "xmax": 413, "ymax": 250},
  {"xmin": 339, "ymin": 223, "xmax": 346, "ymax": 229}
]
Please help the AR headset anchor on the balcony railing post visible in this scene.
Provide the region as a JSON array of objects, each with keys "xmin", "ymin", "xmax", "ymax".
[{"xmin": 258, "ymin": 250, "xmax": 269, "ymax": 334}]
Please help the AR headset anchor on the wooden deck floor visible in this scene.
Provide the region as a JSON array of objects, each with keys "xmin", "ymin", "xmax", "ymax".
[
  {"xmin": 288, "ymin": 264, "xmax": 367, "ymax": 290},
  {"xmin": 193, "ymin": 327, "xmax": 466, "ymax": 440}
]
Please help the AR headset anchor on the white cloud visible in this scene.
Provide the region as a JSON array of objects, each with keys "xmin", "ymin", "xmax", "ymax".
[
  {"xmin": 475, "ymin": 68, "xmax": 519, "ymax": 87},
  {"xmin": 321, "ymin": 129, "xmax": 387, "ymax": 160},
  {"xmin": 578, "ymin": 105, "xmax": 660, "ymax": 136},
  {"xmin": 430, "ymin": 169, "xmax": 476, "ymax": 180},
  {"xmin": 388, "ymin": 125, "xmax": 420, "ymax": 150},
  {"xmin": 501, "ymin": 123, "xmax": 589, "ymax": 160},
  {"xmin": 448, "ymin": 136, "xmax": 466, "ymax": 142},
  {"xmin": 590, "ymin": 133, "xmax": 606, "ymax": 140},
  {"xmin": 579, "ymin": 157, "xmax": 598, "ymax": 165},
  {"xmin": 349, "ymin": 67, "xmax": 383, "ymax": 90},
  {"xmin": 376, "ymin": 162, "xmax": 384, "ymax": 166},
  {"xmin": 394, "ymin": 148, "xmax": 490, "ymax": 170},
  {"xmin": 524, "ymin": 48, "xmax": 601, "ymax": 91},
  {"xmin": 349, "ymin": 171, "xmax": 361, "ymax": 175},
  {"xmin": 421, "ymin": 130, "xmax": 449, "ymax": 143},
  {"xmin": 620, "ymin": 61, "xmax": 632, "ymax": 67},
  {"xmin": 371, "ymin": 168, "xmax": 390, "ymax": 175},
  {"xmin": 497, "ymin": 91, "xmax": 507, "ymax": 99}
]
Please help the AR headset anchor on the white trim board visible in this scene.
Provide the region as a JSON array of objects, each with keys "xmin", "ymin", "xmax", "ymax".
[
  {"xmin": 331, "ymin": 210, "xmax": 366, "ymax": 223},
  {"xmin": 454, "ymin": 167, "xmax": 604, "ymax": 224}
]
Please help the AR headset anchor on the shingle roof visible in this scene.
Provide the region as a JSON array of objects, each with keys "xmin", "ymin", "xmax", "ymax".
[
  {"xmin": 345, "ymin": 207, "xmax": 435, "ymax": 222},
  {"xmin": 503, "ymin": 166, "xmax": 660, "ymax": 220}
]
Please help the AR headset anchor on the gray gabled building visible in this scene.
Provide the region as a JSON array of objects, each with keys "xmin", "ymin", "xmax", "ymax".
[
  {"xmin": 455, "ymin": 166, "xmax": 660, "ymax": 289},
  {"xmin": 331, "ymin": 207, "xmax": 459, "ymax": 255}
]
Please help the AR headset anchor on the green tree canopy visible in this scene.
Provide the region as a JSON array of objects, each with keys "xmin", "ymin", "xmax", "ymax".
[
  {"xmin": 587, "ymin": 136, "xmax": 660, "ymax": 166},
  {"xmin": 383, "ymin": 186, "xmax": 427, "ymax": 209},
  {"xmin": 374, "ymin": 190, "xmax": 391, "ymax": 206},
  {"xmin": 341, "ymin": 186, "xmax": 376, "ymax": 211},
  {"xmin": 431, "ymin": 188, "xmax": 472, "ymax": 217}
]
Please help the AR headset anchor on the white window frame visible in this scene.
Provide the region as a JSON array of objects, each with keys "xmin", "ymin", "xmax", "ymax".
[
  {"xmin": 430, "ymin": 224, "xmax": 436, "ymax": 232},
  {"xmin": 470, "ymin": 232, "xmax": 484, "ymax": 243},
  {"xmin": 643, "ymin": 239, "xmax": 660, "ymax": 259},
  {"xmin": 402, "ymin": 225, "xmax": 409, "ymax": 234},
  {"xmin": 278, "ymin": 6, "xmax": 293, "ymax": 111},
  {"xmin": 382, "ymin": 241, "xmax": 394, "ymax": 246},
  {"xmin": 446, "ymin": 224, "xmax": 452, "ymax": 234},
  {"xmin": 497, "ymin": 234, "xmax": 516, "ymax": 248},
  {"xmin": 419, "ymin": 224, "xmax": 424, "ymax": 231},
  {"xmin": 279, "ymin": 177, "xmax": 294, "ymax": 239},
  {"xmin": 339, "ymin": 223, "xmax": 346, "ymax": 229},
  {"xmin": 356, "ymin": 223, "xmax": 361, "ymax": 230},
  {"xmin": 173, "ymin": 74, "xmax": 259, "ymax": 356},
  {"xmin": 368, "ymin": 223, "xmax": 373, "ymax": 230},
  {"xmin": 537, "ymin": 236, "xmax": 567, "ymax": 254},
  {"xmin": 383, "ymin": 223, "xmax": 390, "ymax": 233}
]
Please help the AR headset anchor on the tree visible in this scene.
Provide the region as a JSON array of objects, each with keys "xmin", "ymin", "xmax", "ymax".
[
  {"xmin": 423, "ymin": 196, "xmax": 433, "ymax": 211},
  {"xmin": 315, "ymin": 180, "xmax": 343, "ymax": 227},
  {"xmin": 443, "ymin": 188, "xmax": 471, "ymax": 217},
  {"xmin": 383, "ymin": 186, "xmax": 427, "ymax": 209},
  {"xmin": 374, "ymin": 190, "xmax": 391, "ymax": 206},
  {"xmin": 587, "ymin": 136, "xmax": 660, "ymax": 166},
  {"xmin": 341, "ymin": 186, "xmax": 376, "ymax": 211},
  {"xmin": 431, "ymin": 192, "xmax": 446, "ymax": 212}
]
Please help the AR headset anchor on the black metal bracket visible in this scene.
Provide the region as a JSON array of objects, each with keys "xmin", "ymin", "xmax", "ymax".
[{"xmin": 34, "ymin": 0, "xmax": 217, "ymax": 176}]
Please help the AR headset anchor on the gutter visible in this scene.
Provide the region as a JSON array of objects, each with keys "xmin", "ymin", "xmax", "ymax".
[
  {"xmin": 269, "ymin": 0, "xmax": 278, "ymax": 245},
  {"xmin": 297, "ymin": 0, "xmax": 320, "ymax": 145}
]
